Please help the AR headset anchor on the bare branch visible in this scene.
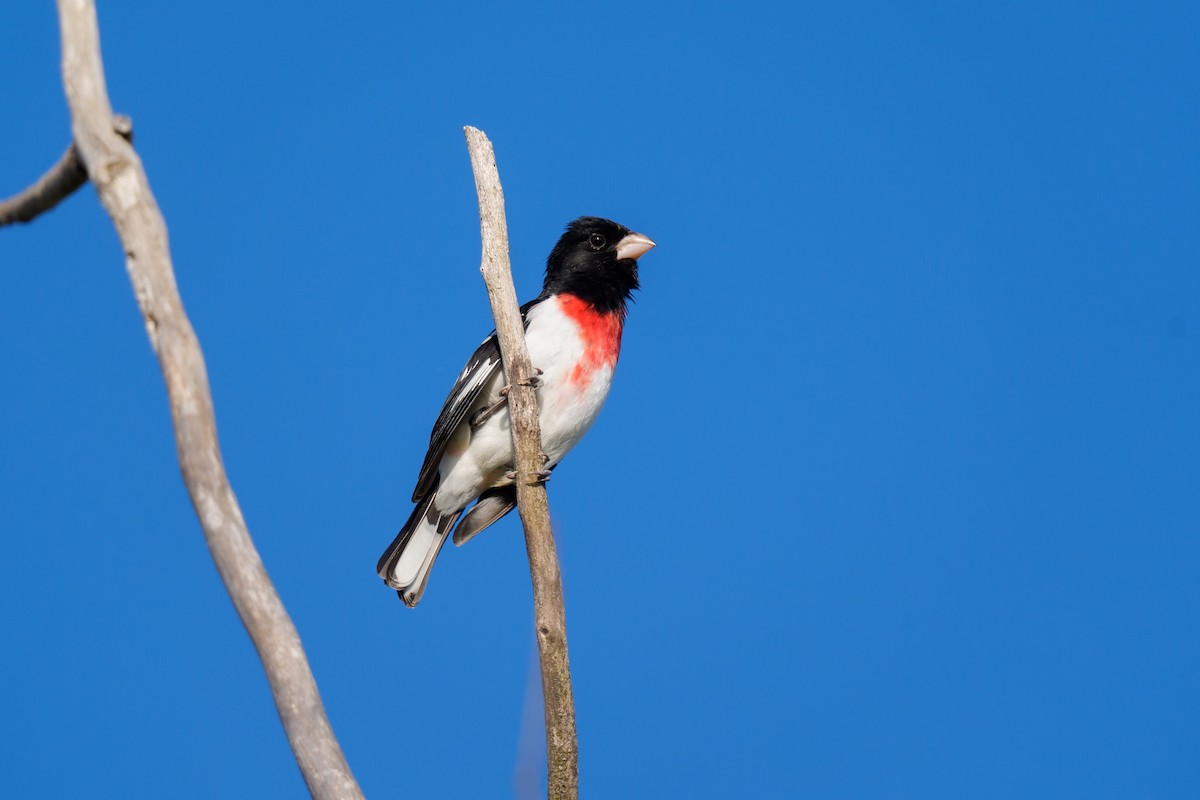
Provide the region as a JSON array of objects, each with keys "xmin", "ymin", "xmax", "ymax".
[
  {"xmin": 464, "ymin": 126, "xmax": 579, "ymax": 800},
  {"xmin": 0, "ymin": 145, "xmax": 84, "ymax": 227},
  {"xmin": 0, "ymin": 116, "xmax": 131, "ymax": 228},
  {"xmin": 54, "ymin": 1, "xmax": 363, "ymax": 797}
]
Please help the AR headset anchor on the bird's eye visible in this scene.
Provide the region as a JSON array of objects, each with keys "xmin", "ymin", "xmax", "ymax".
[{"xmin": 588, "ymin": 233, "xmax": 606, "ymax": 250}]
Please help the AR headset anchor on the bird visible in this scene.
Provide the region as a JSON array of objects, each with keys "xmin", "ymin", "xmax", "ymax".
[{"xmin": 376, "ymin": 217, "xmax": 656, "ymax": 606}]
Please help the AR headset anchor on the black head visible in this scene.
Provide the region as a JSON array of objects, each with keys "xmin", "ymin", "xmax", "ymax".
[{"xmin": 543, "ymin": 217, "xmax": 655, "ymax": 313}]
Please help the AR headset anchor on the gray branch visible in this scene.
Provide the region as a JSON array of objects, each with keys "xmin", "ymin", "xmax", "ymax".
[
  {"xmin": 0, "ymin": 144, "xmax": 84, "ymax": 226},
  {"xmin": 53, "ymin": 1, "xmax": 363, "ymax": 797},
  {"xmin": 464, "ymin": 126, "xmax": 579, "ymax": 800},
  {"xmin": 0, "ymin": 117, "xmax": 130, "ymax": 227}
]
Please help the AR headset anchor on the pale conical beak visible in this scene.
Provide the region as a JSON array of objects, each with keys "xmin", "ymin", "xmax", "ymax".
[{"xmin": 616, "ymin": 232, "xmax": 656, "ymax": 261}]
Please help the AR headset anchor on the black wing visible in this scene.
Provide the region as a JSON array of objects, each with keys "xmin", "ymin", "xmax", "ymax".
[
  {"xmin": 410, "ymin": 297, "xmax": 542, "ymax": 502},
  {"xmin": 411, "ymin": 333, "xmax": 502, "ymax": 501}
]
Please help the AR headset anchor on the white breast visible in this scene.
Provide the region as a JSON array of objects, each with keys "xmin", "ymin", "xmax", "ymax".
[
  {"xmin": 432, "ymin": 296, "xmax": 616, "ymax": 513},
  {"xmin": 525, "ymin": 298, "xmax": 614, "ymax": 462}
]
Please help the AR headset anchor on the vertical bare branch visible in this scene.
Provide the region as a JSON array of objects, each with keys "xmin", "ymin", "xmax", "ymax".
[
  {"xmin": 54, "ymin": 1, "xmax": 363, "ymax": 797},
  {"xmin": 464, "ymin": 126, "xmax": 579, "ymax": 800}
]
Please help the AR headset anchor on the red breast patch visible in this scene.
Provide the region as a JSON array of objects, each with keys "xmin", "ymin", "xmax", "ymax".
[{"xmin": 557, "ymin": 294, "xmax": 625, "ymax": 387}]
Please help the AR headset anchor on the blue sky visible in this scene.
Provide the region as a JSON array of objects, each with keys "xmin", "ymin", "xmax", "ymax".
[{"xmin": 2, "ymin": 1, "xmax": 1198, "ymax": 797}]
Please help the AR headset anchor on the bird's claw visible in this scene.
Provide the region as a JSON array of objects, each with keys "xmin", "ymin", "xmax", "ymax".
[
  {"xmin": 486, "ymin": 368, "xmax": 541, "ymax": 418},
  {"xmin": 518, "ymin": 369, "xmax": 543, "ymax": 389},
  {"xmin": 504, "ymin": 465, "xmax": 552, "ymax": 485},
  {"xmin": 470, "ymin": 395, "xmax": 508, "ymax": 429}
]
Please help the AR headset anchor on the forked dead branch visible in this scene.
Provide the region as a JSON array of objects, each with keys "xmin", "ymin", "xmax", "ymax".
[
  {"xmin": 5, "ymin": 3, "xmax": 583, "ymax": 799},
  {"xmin": 14, "ymin": 1, "xmax": 366, "ymax": 798}
]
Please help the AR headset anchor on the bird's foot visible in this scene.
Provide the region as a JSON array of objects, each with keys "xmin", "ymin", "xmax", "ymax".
[
  {"xmin": 505, "ymin": 464, "xmax": 552, "ymax": 484},
  {"xmin": 476, "ymin": 370, "xmax": 543, "ymax": 429},
  {"xmin": 518, "ymin": 368, "xmax": 544, "ymax": 388},
  {"xmin": 470, "ymin": 395, "xmax": 508, "ymax": 429}
]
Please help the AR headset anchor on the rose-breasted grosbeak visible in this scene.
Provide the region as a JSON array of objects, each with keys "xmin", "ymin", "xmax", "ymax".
[{"xmin": 377, "ymin": 217, "xmax": 655, "ymax": 606}]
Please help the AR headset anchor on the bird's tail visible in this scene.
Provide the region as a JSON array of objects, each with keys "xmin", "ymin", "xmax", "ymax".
[{"xmin": 376, "ymin": 489, "xmax": 461, "ymax": 607}]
